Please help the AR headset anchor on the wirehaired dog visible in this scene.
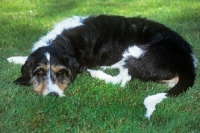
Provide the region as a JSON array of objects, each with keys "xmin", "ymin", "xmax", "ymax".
[{"xmin": 8, "ymin": 15, "xmax": 197, "ymax": 119}]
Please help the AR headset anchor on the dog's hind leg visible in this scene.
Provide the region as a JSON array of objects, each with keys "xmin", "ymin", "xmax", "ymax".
[{"xmin": 87, "ymin": 67, "xmax": 131, "ymax": 87}]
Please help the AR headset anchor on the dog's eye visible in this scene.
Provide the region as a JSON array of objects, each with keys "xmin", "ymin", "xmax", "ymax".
[
  {"xmin": 57, "ymin": 69, "xmax": 66, "ymax": 74},
  {"xmin": 38, "ymin": 69, "xmax": 44, "ymax": 75},
  {"xmin": 56, "ymin": 69, "xmax": 68, "ymax": 76},
  {"xmin": 33, "ymin": 68, "xmax": 45, "ymax": 76}
]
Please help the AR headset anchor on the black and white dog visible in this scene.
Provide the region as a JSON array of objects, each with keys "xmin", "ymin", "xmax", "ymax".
[{"xmin": 7, "ymin": 15, "xmax": 197, "ymax": 119}]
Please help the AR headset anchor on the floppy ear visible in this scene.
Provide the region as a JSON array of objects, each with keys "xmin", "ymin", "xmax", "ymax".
[
  {"xmin": 14, "ymin": 76, "xmax": 31, "ymax": 86},
  {"xmin": 14, "ymin": 58, "xmax": 34, "ymax": 86}
]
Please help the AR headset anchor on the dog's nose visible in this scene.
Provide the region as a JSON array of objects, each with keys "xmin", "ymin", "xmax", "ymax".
[{"xmin": 47, "ymin": 92, "xmax": 59, "ymax": 97}]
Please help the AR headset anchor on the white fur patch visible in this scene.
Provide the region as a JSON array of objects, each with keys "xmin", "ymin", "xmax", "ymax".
[
  {"xmin": 95, "ymin": 46, "xmax": 143, "ymax": 87},
  {"xmin": 87, "ymin": 68, "xmax": 131, "ymax": 87},
  {"xmin": 123, "ymin": 45, "xmax": 145, "ymax": 59},
  {"xmin": 7, "ymin": 56, "xmax": 28, "ymax": 65},
  {"xmin": 144, "ymin": 93, "xmax": 167, "ymax": 120},
  {"xmin": 120, "ymin": 68, "xmax": 132, "ymax": 87},
  {"xmin": 101, "ymin": 45, "xmax": 144, "ymax": 70},
  {"xmin": 44, "ymin": 52, "xmax": 50, "ymax": 62},
  {"xmin": 87, "ymin": 69, "xmax": 116, "ymax": 82},
  {"xmin": 95, "ymin": 46, "xmax": 144, "ymax": 86},
  {"xmin": 31, "ymin": 16, "xmax": 87, "ymax": 52},
  {"xmin": 43, "ymin": 52, "xmax": 65, "ymax": 97},
  {"xmin": 100, "ymin": 61, "xmax": 122, "ymax": 70},
  {"xmin": 43, "ymin": 79, "xmax": 65, "ymax": 97}
]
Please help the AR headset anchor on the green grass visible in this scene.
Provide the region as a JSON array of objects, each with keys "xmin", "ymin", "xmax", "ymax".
[{"xmin": 0, "ymin": 0, "xmax": 200, "ymax": 132}]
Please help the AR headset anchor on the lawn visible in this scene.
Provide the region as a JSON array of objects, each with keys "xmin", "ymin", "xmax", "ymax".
[{"xmin": 0, "ymin": 0, "xmax": 200, "ymax": 132}]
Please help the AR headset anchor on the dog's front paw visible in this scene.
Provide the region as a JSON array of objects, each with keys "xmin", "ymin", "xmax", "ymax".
[
  {"xmin": 87, "ymin": 69, "xmax": 99, "ymax": 78},
  {"xmin": 7, "ymin": 56, "xmax": 28, "ymax": 65}
]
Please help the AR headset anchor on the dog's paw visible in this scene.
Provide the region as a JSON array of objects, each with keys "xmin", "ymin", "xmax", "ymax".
[
  {"xmin": 87, "ymin": 69, "xmax": 110, "ymax": 80},
  {"xmin": 7, "ymin": 56, "xmax": 28, "ymax": 65},
  {"xmin": 144, "ymin": 93, "xmax": 167, "ymax": 120},
  {"xmin": 87, "ymin": 69, "xmax": 99, "ymax": 78}
]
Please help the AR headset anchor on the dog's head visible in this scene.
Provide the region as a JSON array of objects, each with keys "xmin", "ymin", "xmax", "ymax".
[{"xmin": 15, "ymin": 46, "xmax": 80, "ymax": 97}]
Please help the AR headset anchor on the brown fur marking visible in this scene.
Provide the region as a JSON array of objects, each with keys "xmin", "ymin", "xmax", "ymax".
[{"xmin": 159, "ymin": 76, "xmax": 179, "ymax": 87}]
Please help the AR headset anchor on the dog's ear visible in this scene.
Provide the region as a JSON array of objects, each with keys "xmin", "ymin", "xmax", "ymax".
[
  {"xmin": 14, "ymin": 58, "xmax": 34, "ymax": 86},
  {"xmin": 14, "ymin": 76, "xmax": 31, "ymax": 86}
]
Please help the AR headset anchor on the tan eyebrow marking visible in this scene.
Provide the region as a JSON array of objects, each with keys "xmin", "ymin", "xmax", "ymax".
[
  {"xmin": 36, "ymin": 65, "xmax": 47, "ymax": 71},
  {"xmin": 52, "ymin": 66, "xmax": 67, "ymax": 73}
]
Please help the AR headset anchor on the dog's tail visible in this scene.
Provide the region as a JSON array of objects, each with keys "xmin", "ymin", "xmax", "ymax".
[{"xmin": 144, "ymin": 56, "xmax": 197, "ymax": 120}]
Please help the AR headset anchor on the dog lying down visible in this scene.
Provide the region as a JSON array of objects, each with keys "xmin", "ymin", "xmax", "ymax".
[{"xmin": 7, "ymin": 15, "xmax": 197, "ymax": 119}]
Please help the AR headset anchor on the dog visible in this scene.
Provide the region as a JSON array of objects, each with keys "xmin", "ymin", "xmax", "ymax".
[{"xmin": 7, "ymin": 15, "xmax": 197, "ymax": 119}]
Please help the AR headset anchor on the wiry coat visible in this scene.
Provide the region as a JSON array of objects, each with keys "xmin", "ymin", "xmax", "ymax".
[{"xmin": 8, "ymin": 15, "xmax": 197, "ymax": 119}]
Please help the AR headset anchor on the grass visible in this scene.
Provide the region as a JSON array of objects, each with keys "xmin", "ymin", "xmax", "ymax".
[{"xmin": 0, "ymin": 0, "xmax": 200, "ymax": 132}]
